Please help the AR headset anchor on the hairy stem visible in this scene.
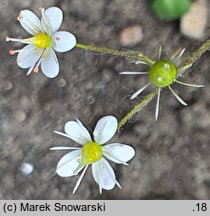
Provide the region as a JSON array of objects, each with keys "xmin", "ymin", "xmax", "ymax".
[
  {"xmin": 118, "ymin": 89, "xmax": 158, "ymax": 129},
  {"xmin": 179, "ymin": 38, "xmax": 210, "ymax": 76},
  {"xmin": 76, "ymin": 43, "xmax": 154, "ymax": 65}
]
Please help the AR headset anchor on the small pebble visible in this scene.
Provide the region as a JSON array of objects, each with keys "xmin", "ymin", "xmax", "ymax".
[
  {"xmin": 20, "ymin": 162, "xmax": 34, "ymax": 176},
  {"xmin": 120, "ymin": 24, "xmax": 143, "ymax": 47},
  {"xmin": 15, "ymin": 110, "xmax": 26, "ymax": 122},
  {"xmin": 57, "ymin": 78, "xmax": 67, "ymax": 87},
  {"xmin": 102, "ymin": 69, "xmax": 113, "ymax": 83},
  {"xmin": 87, "ymin": 95, "xmax": 95, "ymax": 105},
  {"xmin": 72, "ymin": 91, "xmax": 81, "ymax": 100},
  {"xmin": 3, "ymin": 81, "xmax": 13, "ymax": 90},
  {"xmin": 180, "ymin": 0, "xmax": 207, "ymax": 40}
]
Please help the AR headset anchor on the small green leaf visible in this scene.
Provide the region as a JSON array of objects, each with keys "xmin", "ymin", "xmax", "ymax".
[{"xmin": 152, "ymin": 0, "xmax": 191, "ymax": 20}]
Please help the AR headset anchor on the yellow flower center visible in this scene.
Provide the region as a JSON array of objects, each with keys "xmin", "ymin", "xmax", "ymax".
[
  {"xmin": 32, "ymin": 33, "xmax": 52, "ymax": 49},
  {"xmin": 81, "ymin": 142, "xmax": 102, "ymax": 165}
]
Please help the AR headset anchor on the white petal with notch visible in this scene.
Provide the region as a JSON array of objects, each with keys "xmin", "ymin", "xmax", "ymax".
[
  {"xmin": 53, "ymin": 31, "xmax": 76, "ymax": 52},
  {"xmin": 19, "ymin": 10, "xmax": 43, "ymax": 35},
  {"xmin": 93, "ymin": 116, "xmax": 118, "ymax": 144},
  {"xmin": 41, "ymin": 48, "xmax": 59, "ymax": 78},
  {"xmin": 92, "ymin": 158, "xmax": 117, "ymax": 193},
  {"xmin": 44, "ymin": 7, "xmax": 63, "ymax": 33},
  {"xmin": 103, "ymin": 143, "xmax": 135, "ymax": 164},
  {"xmin": 56, "ymin": 150, "xmax": 83, "ymax": 177},
  {"xmin": 17, "ymin": 45, "xmax": 42, "ymax": 69},
  {"xmin": 64, "ymin": 120, "xmax": 92, "ymax": 145}
]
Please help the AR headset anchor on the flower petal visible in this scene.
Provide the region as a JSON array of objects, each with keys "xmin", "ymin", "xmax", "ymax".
[
  {"xmin": 41, "ymin": 48, "xmax": 59, "ymax": 78},
  {"xmin": 44, "ymin": 7, "xmax": 63, "ymax": 33},
  {"xmin": 56, "ymin": 150, "xmax": 83, "ymax": 177},
  {"xmin": 103, "ymin": 143, "xmax": 135, "ymax": 164},
  {"xmin": 92, "ymin": 158, "xmax": 118, "ymax": 192},
  {"xmin": 19, "ymin": 10, "xmax": 43, "ymax": 35},
  {"xmin": 64, "ymin": 120, "xmax": 92, "ymax": 145},
  {"xmin": 17, "ymin": 45, "xmax": 42, "ymax": 69},
  {"xmin": 52, "ymin": 31, "xmax": 76, "ymax": 52},
  {"xmin": 93, "ymin": 116, "xmax": 118, "ymax": 144}
]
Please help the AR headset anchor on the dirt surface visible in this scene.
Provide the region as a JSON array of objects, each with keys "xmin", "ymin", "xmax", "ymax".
[{"xmin": 1, "ymin": 0, "xmax": 210, "ymax": 200}]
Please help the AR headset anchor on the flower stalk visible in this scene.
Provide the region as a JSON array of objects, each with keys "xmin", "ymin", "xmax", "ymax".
[
  {"xmin": 118, "ymin": 89, "xmax": 158, "ymax": 129},
  {"xmin": 179, "ymin": 38, "xmax": 210, "ymax": 76},
  {"xmin": 76, "ymin": 43, "xmax": 155, "ymax": 65}
]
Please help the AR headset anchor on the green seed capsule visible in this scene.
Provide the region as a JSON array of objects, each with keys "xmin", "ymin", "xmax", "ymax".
[
  {"xmin": 152, "ymin": 0, "xmax": 191, "ymax": 20},
  {"xmin": 149, "ymin": 60, "xmax": 177, "ymax": 87}
]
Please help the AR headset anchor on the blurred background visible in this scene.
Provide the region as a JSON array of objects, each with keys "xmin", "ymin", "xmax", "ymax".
[{"xmin": 0, "ymin": 0, "xmax": 210, "ymax": 199}]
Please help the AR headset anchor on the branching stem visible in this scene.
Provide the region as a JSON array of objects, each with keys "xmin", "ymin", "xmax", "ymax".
[{"xmin": 118, "ymin": 38, "xmax": 210, "ymax": 129}]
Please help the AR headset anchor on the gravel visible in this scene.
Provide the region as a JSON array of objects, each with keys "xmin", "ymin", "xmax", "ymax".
[{"xmin": 1, "ymin": 0, "xmax": 210, "ymax": 200}]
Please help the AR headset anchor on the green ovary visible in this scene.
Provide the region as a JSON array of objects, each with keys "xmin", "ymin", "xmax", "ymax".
[
  {"xmin": 81, "ymin": 142, "xmax": 102, "ymax": 165},
  {"xmin": 149, "ymin": 60, "xmax": 177, "ymax": 87},
  {"xmin": 32, "ymin": 33, "xmax": 52, "ymax": 49}
]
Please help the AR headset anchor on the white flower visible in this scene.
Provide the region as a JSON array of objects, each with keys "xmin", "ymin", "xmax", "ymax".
[
  {"xmin": 6, "ymin": 7, "xmax": 76, "ymax": 78},
  {"xmin": 51, "ymin": 115, "xmax": 135, "ymax": 194}
]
